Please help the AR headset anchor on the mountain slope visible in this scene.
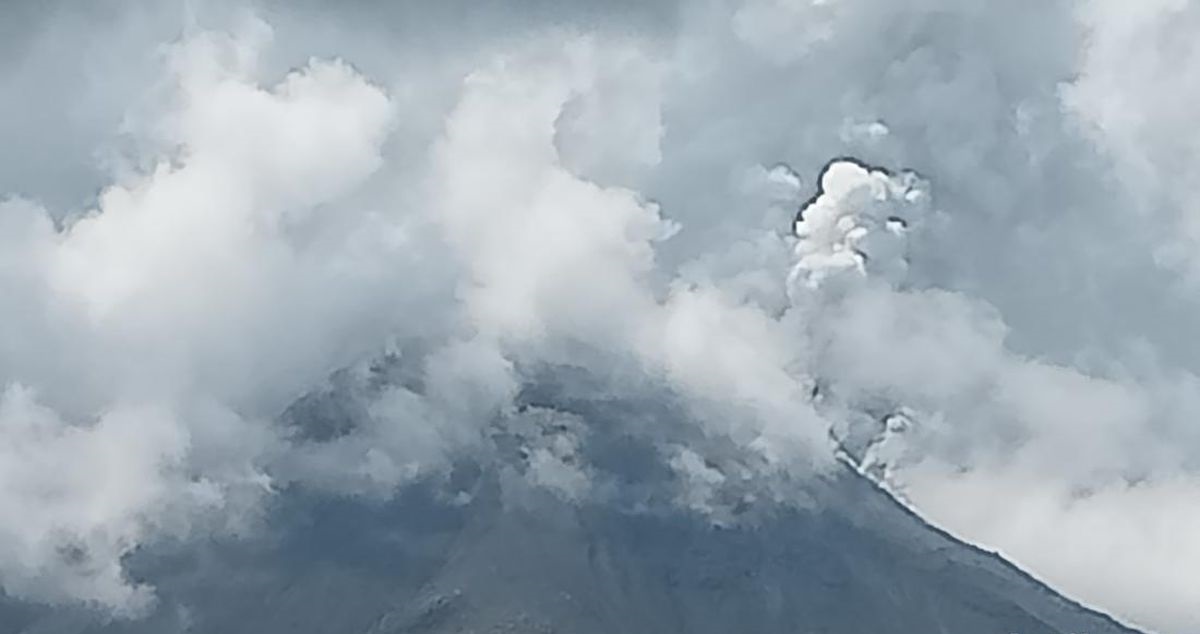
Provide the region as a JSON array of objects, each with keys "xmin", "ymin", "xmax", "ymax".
[
  {"xmin": 0, "ymin": 468, "xmax": 1143, "ymax": 634},
  {"xmin": 0, "ymin": 381, "xmax": 1144, "ymax": 634}
]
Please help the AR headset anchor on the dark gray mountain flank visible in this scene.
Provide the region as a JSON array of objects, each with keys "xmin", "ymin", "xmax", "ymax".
[{"xmin": 0, "ymin": 383, "xmax": 1142, "ymax": 634}]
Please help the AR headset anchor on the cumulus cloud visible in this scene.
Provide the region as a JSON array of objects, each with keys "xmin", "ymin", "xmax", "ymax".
[
  {"xmin": 1066, "ymin": 0, "xmax": 1200, "ymax": 281},
  {"xmin": 0, "ymin": 16, "xmax": 442, "ymax": 611},
  {"xmin": 3, "ymin": 2, "xmax": 1200, "ymax": 633},
  {"xmin": 429, "ymin": 33, "xmax": 831, "ymax": 479}
]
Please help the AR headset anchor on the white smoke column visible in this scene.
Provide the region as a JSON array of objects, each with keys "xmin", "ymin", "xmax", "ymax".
[{"xmin": 785, "ymin": 157, "xmax": 931, "ymax": 502}]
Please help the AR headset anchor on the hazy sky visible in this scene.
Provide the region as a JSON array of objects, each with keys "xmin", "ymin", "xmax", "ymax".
[{"xmin": 1, "ymin": 1, "xmax": 1199, "ymax": 632}]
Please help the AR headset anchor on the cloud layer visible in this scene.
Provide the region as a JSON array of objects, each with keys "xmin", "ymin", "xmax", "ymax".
[{"xmin": 2, "ymin": 2, "xmax": 1200, "ymax": 632}]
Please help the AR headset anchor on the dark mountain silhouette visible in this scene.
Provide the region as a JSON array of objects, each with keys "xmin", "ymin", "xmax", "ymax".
[{"xmin": 0, "ymin": 377, "xmax": 1143, "ymax": 634}]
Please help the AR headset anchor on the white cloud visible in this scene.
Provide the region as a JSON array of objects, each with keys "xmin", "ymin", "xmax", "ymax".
[
  {"xmin": 3, "ymin": 2, "xmax": 1200, "ymax": 632},
  {"xmin": 0, "ymin": 17, "xmax": 435, "ymax": 611}
]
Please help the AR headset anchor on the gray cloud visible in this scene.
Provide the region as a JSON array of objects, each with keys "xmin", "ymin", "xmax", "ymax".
[{"xmin": 1, "ymin": 1, "xmax": 1199, "ymax": 632}]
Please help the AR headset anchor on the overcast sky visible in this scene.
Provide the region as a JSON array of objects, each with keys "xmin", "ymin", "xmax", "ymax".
[{"xmin": 1, "ymin": 1, "xmax": 1199, "ymax": 632}]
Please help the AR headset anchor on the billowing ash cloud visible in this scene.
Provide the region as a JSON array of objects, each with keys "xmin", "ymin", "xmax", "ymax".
[
  {"xmin": 2, "ymin": 2, "xmax": 1200, "ymax": 633},
  {"xmin": 789, "ymin": 159, "xmax": 927, "ymax": 291}
]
